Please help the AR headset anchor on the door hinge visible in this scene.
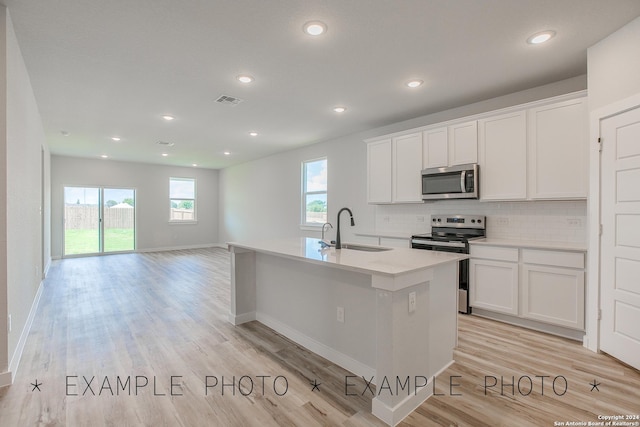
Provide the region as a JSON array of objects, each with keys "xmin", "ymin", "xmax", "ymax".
[
  {"xmin": 599, "ymin": 224, "xmax": 603, "ymax": 236},
  {"xmin": 598, "ymin": 309, "xmax": 602, "ymax": 320},
  {"xmin": 598, "ymin": 137, "xmax": 603, "ymax": 152}
]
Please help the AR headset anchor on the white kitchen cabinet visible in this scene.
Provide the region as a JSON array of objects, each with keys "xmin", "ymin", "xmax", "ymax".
[
  {"xmin": 448, "ymin": 121, "xmax": 478, "ymax": 166},
  {"xmin": 470, "ymin": 259, "xmax": 519, "ymax": 315},
  {"xmin": 422, "ymin": 121, "xmax": 477, "ymax": 169},
  {"xmin": 367, "ymin": 139, "xmax": 392, "ymax": 203},
  {"xmin": 392, "ymin": 133, "xmax": 423, "ymax": 203},
  {"xmin": 528, "ymin": 98, "xmax": 588, "ymax": 199},
  {"xmin": 470, "ymin": 244, "xmax": 586, "ymax": 333},
  {"xmin": 422, "ymin": 127, "xmax": 448, "ymax": 168},
  {"xmin": 478, "ymin": 111, "xmax": 527, "ymax": 200},
  {"xmin": 521, "ymin": 265, "xmax": 585, "ymax": 330}
]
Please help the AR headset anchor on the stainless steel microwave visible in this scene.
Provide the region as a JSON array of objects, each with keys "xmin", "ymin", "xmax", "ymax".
[{"xmin": 421, "ymin": 163, "xmax": 479, "ymax": 200}]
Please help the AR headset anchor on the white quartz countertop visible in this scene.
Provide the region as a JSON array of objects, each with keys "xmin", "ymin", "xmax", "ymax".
[
  {"xmin": 470, "ymin": 238, "xmax": 587, "ymax": 252},
  {"xmin": 228, "ymin": 237, "xmax": 466, "ymax": 277}
]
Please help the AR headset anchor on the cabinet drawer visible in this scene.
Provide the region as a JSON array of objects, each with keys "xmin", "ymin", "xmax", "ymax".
[
  {"xmin": 522, "ymin": 249, "xmax": 584, "ymax": 269},
  {"xmin": 470, "ymin": 245, "xmax": 518, "ymax": 262}
]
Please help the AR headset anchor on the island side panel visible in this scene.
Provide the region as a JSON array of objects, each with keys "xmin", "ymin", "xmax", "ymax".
[
  {"xmin": 228, "ymin": 246, "xmax": 257, "ymax": 325},
  {"xmin": 371, "ymin": 261, "xmax": 458, "ymax": 426},
  {"xmin": 254, "ymin": 252, "xmax": 377, "ymax": 377},
  {"xmin": 429, "ymin": 261, "xmax": 458, "ymax": 378}
]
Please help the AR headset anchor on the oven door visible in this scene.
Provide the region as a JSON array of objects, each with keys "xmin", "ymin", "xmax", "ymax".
[
  {"xmin": 411, "ymin": 239, "xmax": 471, "ymax": 314},
  {"xmin": 421, "ymin": 163, "xmax": 478, "ymax": 200}
]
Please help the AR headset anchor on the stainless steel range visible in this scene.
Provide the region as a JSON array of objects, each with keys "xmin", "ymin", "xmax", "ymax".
[{"xmin": 410, "ymin": 214, "xmax": 486, "ymax": 314}]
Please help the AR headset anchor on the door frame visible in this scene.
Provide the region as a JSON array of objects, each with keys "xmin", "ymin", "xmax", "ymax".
[
  {"xmin": 588, "ymin": 91, "xmax": 640, "ymax": 353},
  {"xmin": 62, "ymin": 185, "xmax": 137, "ymax": 257}
]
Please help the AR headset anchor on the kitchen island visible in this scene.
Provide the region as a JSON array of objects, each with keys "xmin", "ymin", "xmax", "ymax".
[{"xmin": 228, "ymin": 237, "xmax": 466, "ymax": 426}]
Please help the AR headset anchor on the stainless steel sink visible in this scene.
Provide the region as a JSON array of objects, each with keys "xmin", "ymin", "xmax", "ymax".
[{"xmin": 339, "ymin": 243, "xmax": 392, "ymax": 252}]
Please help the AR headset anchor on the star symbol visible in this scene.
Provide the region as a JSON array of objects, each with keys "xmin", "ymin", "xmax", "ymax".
[
  {"xmin": 310, "ymin": 379, "xmax": 321, "ymax": 392},
  {"xmin": 589, "ymin": 379, "xmax": 600, "ymax": 392},
  {"xmin": 31, "ymin": 379, "xmax": 42, "ymax": 392}
]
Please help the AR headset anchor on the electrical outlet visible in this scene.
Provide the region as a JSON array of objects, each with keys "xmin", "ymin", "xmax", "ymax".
[
  {"xmin": 408, "ymin": 292, "xmax": 416, "ymax": 313},
  {"xmin": 496, "ymin": 217, "xmax": 510, "ymax": 226},
  {"xmin": 383, "ymin": 216, "xmax": 390, "ymax": 223},
  {"xmin": 416, "ymin": 216, "xmax": 425, "ymax": 223},
  {"xmin": 8, "ymin": 314, "xmax": 11, "ymax": 333},
  {"xmin": 337, "ymin": 307, "xmax": 345, "ymax": 323}
]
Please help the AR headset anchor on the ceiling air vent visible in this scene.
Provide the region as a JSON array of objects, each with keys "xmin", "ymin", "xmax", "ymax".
[
  {"xmin": 215, "ymin": 95, "xmax": 244, "ymax": 106},
  {"xmin": 156, "ymin": 141, "xmax": 175, "ymax": 147}
]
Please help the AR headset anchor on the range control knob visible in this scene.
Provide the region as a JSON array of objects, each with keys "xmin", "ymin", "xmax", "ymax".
[{"xmin": 478, "ymin": 219, "xmax": 482, "ymax": 223}]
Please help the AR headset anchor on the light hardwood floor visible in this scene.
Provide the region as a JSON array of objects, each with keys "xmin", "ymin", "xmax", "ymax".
[{"xmin": 0, "ymin": 248, "xmax": 638, "ymax": 426}]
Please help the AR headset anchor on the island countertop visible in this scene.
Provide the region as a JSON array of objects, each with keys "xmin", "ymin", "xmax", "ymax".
[{"xmin": 228, "ymin": 237, "xmax": 467, "ymax": 277}]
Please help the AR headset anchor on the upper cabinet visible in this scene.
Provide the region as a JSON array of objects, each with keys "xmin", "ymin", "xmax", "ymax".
[
  {"xmin": 366, "ymin": 91, "xmax": 587, "ymax": 204},
  {"xmin": 479, "ymin": 96, "xmax": 587, "ymax": 201},
  {"xmin": 448, "ymin": 121, "xmax": 478, "ymax": 166},
  {"xmin": 367, "ymin": 133, "xmax": 423, "ymax": 204},
  {"xmin": 392, "ymin": 133, "xmax": 423, "ymax": 203},
  {"xmin": 422, "ymin": 121, "xmax": 478, "ymax": 168},
  {"xmin": 367, "ymin": 139, "xmax": 392, "ymax": 203},
  {"xmin": 528, "ymin": 98, "xmax": 588, "ymax": 199},
  {"xmin": 479, "ymin": 111, "xmax": 528, "ymax": 200}
]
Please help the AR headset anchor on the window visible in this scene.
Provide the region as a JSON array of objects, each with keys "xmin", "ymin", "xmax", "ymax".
[
  {"xmin": 302, "ymin": 158, "xmax": 327, "ymax": 226},
  {"xmin": 170, "ymin": 177, "xmax": 196, "ymax": 222}
]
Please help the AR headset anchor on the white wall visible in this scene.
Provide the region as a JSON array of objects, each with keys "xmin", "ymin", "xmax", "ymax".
[
  {"xmin": 51, "ymin": 156, "xmax": 219, "ymax": 257},
  {"xmin": 0, "ymin": 7, "xmax": 50, "ymax": 383},
  {"xmin": 219, "ymin": 75, "xmax": 588, "ymax": 245},
  {"xmin": 588, "ymin": 16, "xmax": 640, "ymax": 112}
]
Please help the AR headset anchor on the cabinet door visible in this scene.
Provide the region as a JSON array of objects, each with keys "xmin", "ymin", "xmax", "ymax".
[
  {"xmin": 367, "ymin": 139, "xmax": 392, "ymax": 203},
  {"xmin": 392, "ymin": 133, "xmax": 423, "ymax": 203},
  {"xmin": 448, "ymin": 121, "xmax": 478, "ymax": 166},
  {"xmin": 470, "ymin": 259, "xmax": 519, "ymax": 315},
  {"xmin": 528, "ymin": 98, "xmax": 588, "ymax": 199},
  {"xmin": 478, "ymin": 111, "xmax": 527, "ymax": 200},
  {"xmin": 521, "ymin": 265, "xmax": 585, "ymax": 329},
  {"xmin": 423, "ymin": 127, "xmax": 448, "ymax": 168}
]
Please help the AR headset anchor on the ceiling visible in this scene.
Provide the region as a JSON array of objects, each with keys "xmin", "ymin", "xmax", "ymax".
[{"xmin": 3, "ymin": 1, "xmax": 640, "ymax": 169}]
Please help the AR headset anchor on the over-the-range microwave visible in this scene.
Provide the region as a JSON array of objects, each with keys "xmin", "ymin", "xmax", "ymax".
[{"xmin": 421, "ymin": 163, "xmax": 479, "ymax": 201}]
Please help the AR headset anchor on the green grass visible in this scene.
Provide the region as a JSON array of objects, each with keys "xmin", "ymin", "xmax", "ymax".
[{"xmin": 64, "ymin": 228, "xmax": 134, "ymax": 255}]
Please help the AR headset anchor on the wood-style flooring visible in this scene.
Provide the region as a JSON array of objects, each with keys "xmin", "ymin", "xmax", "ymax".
[{"xmin": 0, "ymin": 248, "xmax": 638, "ymax": 426}]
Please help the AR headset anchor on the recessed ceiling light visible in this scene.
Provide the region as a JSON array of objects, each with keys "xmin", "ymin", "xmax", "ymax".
[
  {"xmin": 100, "ymin": 155, "xmax": 108, "ymax": 159},
  {"xmin": 249, "ymin": 132, "xmax": 258, "ymax": 137},
  {"xmin": 303, "ymin": 21, "xmax": 327, "ymax": 36},
  {"xmin": 192, "ymin": 163, "xmax": 198, "ymax": 167},
  {"xmin": 161, "ymin": 153, "xmax": 168, "ymax": 157},
  {"xmin": 333, "ymin": 106, "xmax": 346, "ymax": 113},
  {"xmin": 162, "ymin": 115, "xmax": 175, "ymax": 121},
  {"xmin": 60, "ymin": 130, "xmax": 70, "ymax": 137},
  {"xmin": 406, "ymin": 79, "xmax": 424, "ymax": 88},
  {"xmin": 111, "ymin": 136, "xmax": 121, "ymax": 142},
  {"xmin": 237, "ymin": 75, "xmax": 254, "ymax": 84},
  {"xmin": 527, "ymin": 30, "xmax": 556, "ymax": 45},
  {"xmin": 223, "ymin": 151, "xmax": 231, "ymax": 156}
]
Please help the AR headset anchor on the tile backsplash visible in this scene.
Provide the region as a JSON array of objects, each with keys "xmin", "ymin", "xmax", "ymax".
[{"xmin": 374, "ymin": 200, "xmax": 587, "ymax": 243}]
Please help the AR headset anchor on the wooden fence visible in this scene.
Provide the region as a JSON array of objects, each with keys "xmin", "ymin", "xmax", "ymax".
[{"xmin": 65, "ymin": 205, "xmax": 134, "ymax": 229}]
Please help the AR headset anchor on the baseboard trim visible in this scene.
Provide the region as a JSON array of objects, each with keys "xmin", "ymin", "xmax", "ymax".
[
  {"xmin": 256, "ymin": 312, "xmax": 376, "ymax": 380},
  {"xmin": 371, "ymin": 360, "xmax": 454, "ymax": 427},
  {"xmin": 7, "ymin": 280, "xmax": 45, "ymax": 386},
  {"xmin": 0, "ymin": 371, "xmax": 12, "ymax": 388},
  {"xmin": 229, "ymin": 311, "xmax": 256, "ymax": 325},
  {"xmin": 43, "ymin": 257, "xmax": 51, "ymax": 277},
  {"xmin": 136, "ymin": 243, "xmax": 220, "ymax": 253}
]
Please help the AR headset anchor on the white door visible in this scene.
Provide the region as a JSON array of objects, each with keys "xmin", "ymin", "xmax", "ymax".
[{"xmin": 600, "ymin": 105, "xmax": 640, "ymax": 370}]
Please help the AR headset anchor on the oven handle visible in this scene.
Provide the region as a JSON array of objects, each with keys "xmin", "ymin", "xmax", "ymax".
[
  {"xmin": 460, "ymin": 171, "xmax": 467, "ymax": 193},
  {"xmin": 411, "ymin": 239, "xmax": 466, "ymax": 248}
]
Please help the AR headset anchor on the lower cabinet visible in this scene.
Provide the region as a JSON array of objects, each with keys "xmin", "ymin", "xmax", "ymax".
[
  {"xmin": 521, "ymin": 264, "xmax": 585, "ymax": 330},
  {"xmin": 470, "ymin": 245, "xmax": 586, "ymax": 331},
  {"xmin": 469, "ymin": 259, "xmax": 519, "ymax": 315}
]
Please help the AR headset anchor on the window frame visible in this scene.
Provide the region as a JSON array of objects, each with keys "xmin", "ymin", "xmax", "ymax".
[
  {"xmin": 301, "ymin": 157, "xmax": 328, "ymax": 228},
  {"xmin": 169, "ymin": 177, "xmax": 197, "ymax": 224}
]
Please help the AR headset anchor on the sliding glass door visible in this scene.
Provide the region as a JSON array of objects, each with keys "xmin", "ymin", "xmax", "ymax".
[{"xmin": 63, "ymin": 186, "xmax": 135, "ymax": 256}]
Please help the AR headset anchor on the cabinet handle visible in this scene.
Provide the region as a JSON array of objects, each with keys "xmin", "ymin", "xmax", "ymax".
[{"xmin": 460, "ymin": 171, "xmax": 467, "ymax": 193}]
